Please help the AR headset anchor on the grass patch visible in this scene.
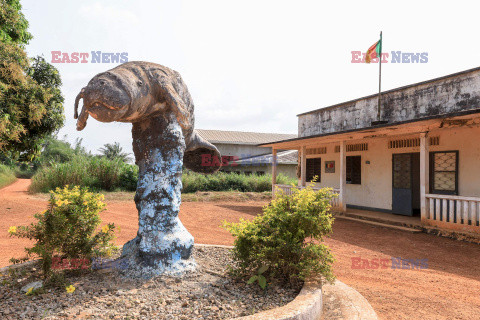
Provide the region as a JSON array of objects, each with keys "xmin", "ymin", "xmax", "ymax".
[
  {"xmin": 30, "ymin": 156, "xmax": 297, "ymax": 194},
  {"xmin": 182, "ymin": 170, "xmax": 296, "ymax": 193},
  {"xmin": 32, "ymin": 190, "xmax": 272, "ymax": 203},
  {"xmin": 0, "ymin": 164, "xmax": 17, "ymax": 189},
  {"xmin": 29, "ymin": 156, "xmax": 133, "ymax": 193}
]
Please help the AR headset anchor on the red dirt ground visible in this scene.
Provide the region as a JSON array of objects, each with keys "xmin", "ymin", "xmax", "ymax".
[{"xmin": 1, "ymin": 179, "xmax": 480, "ymax": 319}]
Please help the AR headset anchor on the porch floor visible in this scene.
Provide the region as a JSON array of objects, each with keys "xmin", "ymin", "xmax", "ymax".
[{"xmin": 339, "ymin": 208, "xmax": 422, "ymax": 230}]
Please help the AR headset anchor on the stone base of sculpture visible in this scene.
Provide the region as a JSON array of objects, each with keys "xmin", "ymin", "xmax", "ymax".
[{"xmin": 120, "ymin": 113, "xmax": 196, "ymax": 277}]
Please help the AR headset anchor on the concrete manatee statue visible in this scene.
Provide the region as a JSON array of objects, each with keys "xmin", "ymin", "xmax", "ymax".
[
  {"xmin": 75, "ymin": 61, "xmax": 221, "ymax": 276},
  {"xmin": 74, "ymin": 61, "xmax": 220, "ymax": 174}
]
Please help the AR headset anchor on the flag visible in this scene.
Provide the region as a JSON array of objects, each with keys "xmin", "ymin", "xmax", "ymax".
[{"xmin": 365, "ymin": 39, "xmax": 382, "ymax": 63}]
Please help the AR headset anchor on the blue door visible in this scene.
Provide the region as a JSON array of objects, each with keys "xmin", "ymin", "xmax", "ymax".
[{"xmin": 392, "ymin": 153, "xmax": 413, "ymax": 216}]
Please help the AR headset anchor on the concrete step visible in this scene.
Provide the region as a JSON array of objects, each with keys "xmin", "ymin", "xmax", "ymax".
[
  {"xmin": 336, "ymin": 216, "xmax": 422, "ymax": 233},
  {"xmin": 342, "ymin": 212, "xmax": 423, "ymax": 230}
]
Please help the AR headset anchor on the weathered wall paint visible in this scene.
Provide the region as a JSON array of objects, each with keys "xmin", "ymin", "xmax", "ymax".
[
  {"xmin": 298, "ymin": 69, "xmax": 480, "ymax": 137},
  {"xmin": 214, "ymin": 143, "xmax": 273, "ymax": 158}
]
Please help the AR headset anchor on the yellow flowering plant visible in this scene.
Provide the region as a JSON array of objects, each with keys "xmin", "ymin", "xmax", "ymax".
[{"xmin": 8, "ymin": 185, "xmax": 118, "ymax": 277}]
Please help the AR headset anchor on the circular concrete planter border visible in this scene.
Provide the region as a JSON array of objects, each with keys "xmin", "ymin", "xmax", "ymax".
[
  {"xmin": 322, "ymin": 280, "xmax": 378, "ymax": 320},
  {"xmin": 232, "ymin": 276, "xmax": 323, "ymax": 320},
  {"xmin": 1, "ymin": 244, "xmax": 377, "ymax": 320}
]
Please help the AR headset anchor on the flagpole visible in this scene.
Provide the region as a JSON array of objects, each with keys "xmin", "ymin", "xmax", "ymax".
[{"xmin": 377, "ymin": 31, "xmax": 382, "ymax": 121}]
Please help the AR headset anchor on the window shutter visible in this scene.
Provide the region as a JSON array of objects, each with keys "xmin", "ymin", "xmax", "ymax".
[
  {"xmin": 346, "ymin": 156, "xmax": 361, "ymax": 184},
  {"xmin": 306, "ymin": 158, "xmax": 321, "ymax": 182}
]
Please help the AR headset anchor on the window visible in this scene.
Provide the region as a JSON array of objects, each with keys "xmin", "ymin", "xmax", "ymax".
[
  {"xmin": 306, "ymin": 158, "xmax": 321, "ymax": 182},
  {"xmin": 244, "ymin": 171, "xmax": 252, "ymax": 176},
  {"xmin": 430, "ymin": 151, "xmax": 458, "ymax": 195},
  {"xmin": 346, "ymin": 156, "xmax": 361, "ymax": 184},
  {"xmin": 256, "ymin": 171, "xmax": 265, "ymax": 176}
]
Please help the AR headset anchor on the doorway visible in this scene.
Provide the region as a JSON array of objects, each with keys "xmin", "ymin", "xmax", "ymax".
[{"xmin": 392, "ymin": 153, "xmax": 420, "ymax": 216}]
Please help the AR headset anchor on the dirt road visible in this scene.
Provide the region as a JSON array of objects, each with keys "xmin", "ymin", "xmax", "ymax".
[{"xmin": 1, "ymin": 179, "xmax": 479, "ymax": 319}]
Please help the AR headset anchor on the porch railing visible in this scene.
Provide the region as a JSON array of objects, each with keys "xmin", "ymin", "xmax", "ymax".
[
  {"xmin": 274, "ymin": 184, "xmax": 341, "ymax": 208},
  {"xmin": 425, "ymin": 194, "xmax": 480, "ymax": 229}
]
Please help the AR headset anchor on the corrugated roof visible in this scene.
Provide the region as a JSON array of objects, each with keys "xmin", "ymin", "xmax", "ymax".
[
  {"xmin": 197, "ymin": 129, "xmax": 297, "ymax": 145},
  {"xmin": 235, "ymin": 150, "xmax": 298, "ymax": 165}
]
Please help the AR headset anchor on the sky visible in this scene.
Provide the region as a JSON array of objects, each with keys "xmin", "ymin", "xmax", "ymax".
[{"xmin": 21, "ymin": 0, "xmax": 480, "ymax": 156}]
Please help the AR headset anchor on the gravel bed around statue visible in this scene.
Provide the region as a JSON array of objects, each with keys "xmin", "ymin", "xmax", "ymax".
[{"xmin": 0, "ymin": 246, "xmax": 302, "ymax": 319}]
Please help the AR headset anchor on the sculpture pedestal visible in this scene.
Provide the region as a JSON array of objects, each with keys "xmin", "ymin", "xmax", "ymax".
[{"xmin": 121, "ymin": 112, "xmax": 195, "ymax": 277}]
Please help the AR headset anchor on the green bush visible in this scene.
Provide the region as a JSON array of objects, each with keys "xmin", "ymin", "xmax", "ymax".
[
  {"xmin": 0, "ymin": 164, "xmax": 16, "ymax": 188},
  {"xmin": 8, "ymin": 186, "xmax": 117, "ymax": 277},
  {"xmin": 182, "ymin": 170, "xmax": 296, "ymax": 193},
  {"xmin": 119, "ymin": 163, "xmax": 139, "ymax": 191},
  {"xmin": 224, "ymin": 183, "xmax": 336, "ymax": 284},
  {"xmin": 88, "ymin": 157, "xmax": 123, "ymax": 191}
]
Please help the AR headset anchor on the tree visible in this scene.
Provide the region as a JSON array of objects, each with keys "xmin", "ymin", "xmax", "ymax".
[
  {"xmin": 0, "ymin": 0, "xmax": 32, "ymax": 45},
  {"xmin": 0, "ymin": 0, "xmax": 64, "ymax": 161},
  {"xmin": 98, "ymin": 142, "xmax": 131, "ymax": 163},
  {"xmin": 39, "ymin": 136, "xmax": 90, "ymax": 165}
]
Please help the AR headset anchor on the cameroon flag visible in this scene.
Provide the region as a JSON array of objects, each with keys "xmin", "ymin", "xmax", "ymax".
[{"xmin": 365, "ymin": 38, "xmax": 382, "ymax": 63}]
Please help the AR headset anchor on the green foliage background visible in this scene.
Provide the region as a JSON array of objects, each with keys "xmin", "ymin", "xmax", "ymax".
[{"xmin": 0, "ymin": 0, "xmax": 64, "ymax": 161}]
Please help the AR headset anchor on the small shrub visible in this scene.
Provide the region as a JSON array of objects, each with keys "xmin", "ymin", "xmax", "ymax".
[
  {"xmin": 89, "ymin": 157, "xmax": 123, "ymax": 191},
  {"xmin": 224, "ymin": 183, "xmax": 336, "ymax": 284},
  {"xmin": 119, "ymin": 163, "xmax": 139, "ymax": 191},
  {"xmin": 9, "ymin": 185, "xmax": 117, "ymax": 277}
]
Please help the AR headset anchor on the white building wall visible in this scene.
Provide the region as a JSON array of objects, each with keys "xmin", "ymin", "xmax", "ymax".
[{"xmin": 308, "ymin": 125, "xmax": 480, "ymax": 211}]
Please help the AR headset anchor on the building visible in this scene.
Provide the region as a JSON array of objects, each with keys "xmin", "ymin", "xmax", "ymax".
[
  {"xmin": 196, "ymin": 129, "xmax": 297, "ymax": 177},
  {"xmin": 261, "ymin": 67, "xmax": 480, "ymax": 234}
]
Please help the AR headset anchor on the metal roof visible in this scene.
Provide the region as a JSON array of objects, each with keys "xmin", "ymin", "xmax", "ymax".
[
  {"xmin": 197, "ymin": 129, "xmax": 296, "ymax": 145},
  {"xmin": 234, "ymin": 150, "xmax": 298, "ymax": 165}
]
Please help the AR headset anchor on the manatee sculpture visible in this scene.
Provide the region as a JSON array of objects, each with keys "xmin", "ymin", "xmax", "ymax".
[{"xmin": 75, "ymin": 61, "xmax": 221, "ymax": 276}]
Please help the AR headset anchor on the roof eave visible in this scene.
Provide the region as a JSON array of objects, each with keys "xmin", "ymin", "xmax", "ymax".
[{"xmin": 259, "ymin": 108, "xmax": 480, "ymax": 148}]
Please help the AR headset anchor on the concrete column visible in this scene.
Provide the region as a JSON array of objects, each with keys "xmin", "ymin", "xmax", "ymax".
[
  {"xmin": 420, "ymin": 132, "xmax": 429, "ymax": 222},
  {"xmin": 301, "ymin": 145, "xmax": 307, "ymax": 187},
  {"xmin": 339, "ymin": 141, "xmax": 347, "ymax": 212},
  {"xmin": 272, "ymin": 148, "xmax": 277, "ymax": 195}
]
